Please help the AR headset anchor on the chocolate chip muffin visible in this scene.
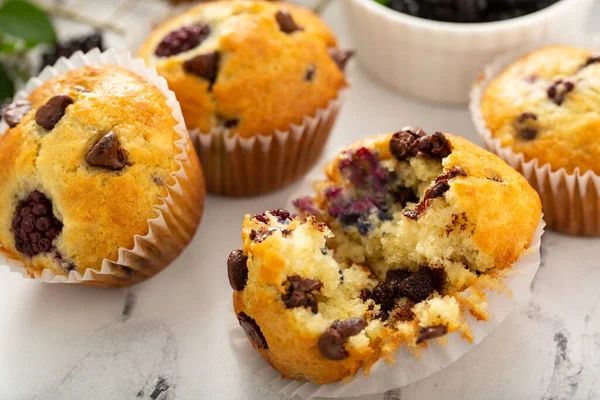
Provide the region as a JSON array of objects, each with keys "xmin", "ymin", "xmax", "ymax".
[
  {"xmin": 481, "ymin": 46, "xmax": 600, "ymax": 175},
  {"xmin": 0, "ymin": 64, "xmax": 205, "ymax": 287},
  {"xmin": 229, "ymin": 128, "xmax": 541, "ymax": 384},
  {"xmin": 138, "ymin": 0, "xmax": 351, "ymax": 196},
  {"xmin": 477, "ymin": 45, "xmax": 600, "ymax": 235}
]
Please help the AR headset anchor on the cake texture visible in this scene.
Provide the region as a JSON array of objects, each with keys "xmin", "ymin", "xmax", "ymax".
[
  {"xmin": 477, "ymin": 45, "xmax": 600, "ymax": 236},
  {"xmin": 138, "ymin": 0, "xmax": 351, "ymax": 196},
  {"xmin": 229, "ymin": 128, "xmax": 541, "ymax": 384},
  {"xmin": 0, "ymin": 64, "xmax": 205, "ymax": 287}
]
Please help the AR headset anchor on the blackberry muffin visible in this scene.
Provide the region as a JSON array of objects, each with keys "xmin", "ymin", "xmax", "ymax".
[
  {"xmin": 138, "ymin": 0, "xmax": 351, "ymax": 196},
  {"xmin": 478, "ymin": 45, "xmax": 600, "ymax": 235},
  {"xmin": 229, "ymin": 128, "xmax": 542, "ymax": 384},
  {"xmin": 0, "ymin": 64, "xmax": 205, "ymax": 287}
]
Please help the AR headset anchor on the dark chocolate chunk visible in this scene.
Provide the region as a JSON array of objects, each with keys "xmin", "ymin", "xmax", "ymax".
[
  {"xmin": 12, "ymin": 190, "xmax": 63, "ymax": 257},
  {"xmin": 403, "ymin": 209, "xmax": 420, "ymax": 220},
  {"xmin": 547, "ymin": 79, "xmax": 575, "ymax": 106},
  {"xmin": 35, "ymin": 95, "xmax": 73, "ymax": 130},
  {"xmin": 253, "ymin": 209, "xmax": 291, "ymax": 224},
  {"xmin": 281, "ymin": 275, "xmax": 323, "ymax": 313},
  {"xmin": 582, "ymin": 53, "xmax": 600, "ymax": 69},
  {"xmin": 227, "ymin": 249, "xmax": 248, "ymax": 291},
  {"xmin": 3, "ymin": 100, "xmax": 31, "ymax": 128},
  {"xmin": 423, "ymin": 180, "xmax": 450, "ymax": 201},
  {"xmin": 318, "ymin": 318, "xmax": 367, "ymax": 361},
  {"xmin": 371, "ymin": 280, "xmax": 396, "ymax": 315},
  {"xmin": 435, "ymin": 166, "xmax": 467, "ymax": 183},
  {"xmin": 390, "ymin": 127, "xmax": 451, "ymax": 161},
  {"xmin": 416, "ymin": 325, "xmax": 448, "ymax": 344},
  {"xmin": 429, "ymin": 267, "xmax": 447, "ymax": 293},
  {"xmin": 251, "ymin": 227, "xmax": 289, "ymax": 243},
  {"xmin": 305, "ymin": 64, "xmax": 316, "ymax": 81},
  {"xmin": 223, "ymin": 118, "xmax": 239, "ymax": 129},
  {"xmin": 86, "ymin": 131, "xmax": 128, "ymax": 171},
  {"xmin": 328, "ymin": 48, "xmax": 355, "ymax": 71},
  {"xmin": 183, "ymin": 52, "xmax": 220, "ymax": 86},
  {"xmin": 513, "ymin": 111, "xmax": 539, "ymax": 140},
  {"xmin": 238, "ymin": 312, "xmax": 268, "ymax": 349},
  {"xmin": 155, "ymin": 24, "xmax": 211, "ymax": 57},
  {"xmin": 397, "ymin": 267, "xmax": 435, "ymax": 303},
  {"xmin": 276, "ymin": 9, "xmax": 304, "ymax": 34}
]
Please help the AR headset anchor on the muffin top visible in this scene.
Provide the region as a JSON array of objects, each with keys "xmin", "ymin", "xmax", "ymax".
[
  {"xmin": 230, "ymin": 129, "xmax": 542, "ymax": 384},
  {"xmin": 0, "ymin": 65, "xmax": 179, "ymax": 276},
  {"xmin": 481, "ymin": 45, "xmax": 600, "ymax": 175},
  {"xmin": 138, "ymin": 0, "xmax": 349, "ymax": 138}
]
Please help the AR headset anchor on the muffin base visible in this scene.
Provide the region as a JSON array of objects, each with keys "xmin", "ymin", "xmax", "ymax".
[
  {"xmin": 0, "ymin": 49, "xmax": 205, "ymax": 287},
  {"xmin": 192, "ymin": 92, "xmax": 343, "ymax": 197},
  {"xmin": 470, "ymin": 43, "xmax": 600, "ymax": 236}
]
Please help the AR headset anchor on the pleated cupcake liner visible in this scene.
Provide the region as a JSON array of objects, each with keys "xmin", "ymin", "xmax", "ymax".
[
  {"xmin": 470, "ymin": 36, "xmax": 600, "ymax": 236},
  {"xmin": 0, "ymin": 48, "xmax": 205, "ymax": 287},
  {"xmin": 190, "ymin": 91, "xmax": 344, "ymax": 197},
  {"xmin": 226, "ymin": 170, "xmax": 544, "ymax": 399}
]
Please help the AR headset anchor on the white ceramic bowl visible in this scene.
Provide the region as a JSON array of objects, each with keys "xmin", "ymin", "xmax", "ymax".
[{"xmin": 342, "ymin": 0, "xmax": 595, "ymax": 105}]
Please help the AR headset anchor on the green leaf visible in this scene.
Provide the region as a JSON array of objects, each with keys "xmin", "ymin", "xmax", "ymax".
[
  {"xmin": 374, "ymin": 0, "xmax": 391, "ymax": 5},
  {"xmin": 0, "ymin": 0, "xmax": 56, "ymax": 44},
  {"xmin": 0, "ymin": 62, "xmax": 15, "ymax": 101}
]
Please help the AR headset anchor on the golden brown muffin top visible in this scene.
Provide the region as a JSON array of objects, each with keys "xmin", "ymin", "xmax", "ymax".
[
  {"xmin": 0, "ymin": 65, "xmax": 179, "ymax": 276},
  {"xmin": 481, "ymin": 45, "xmax": 600, "ymax": 175},
  {"xmin": 138, "ymin": 0, "xmax": 348, "ymax": 138}
]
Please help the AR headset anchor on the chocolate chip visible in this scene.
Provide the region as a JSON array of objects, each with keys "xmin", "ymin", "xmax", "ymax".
[
  {"xmin": 416, "ymin": 325, "xmax": 448, "ymax": 344},
  {"xmin": 513, "ymin": 111, "xmax": 539, "ymax": 140},
  {"xmin": 86, "ymin": 131, "xmax": 128, "ymax": 171},
  {"xmin": 237, "ymin": 312, "xmax": 268, "ymax": 349},
  {"xmin": 318, "ymin": 318, "xmax": 367, "ymax": 361},
  {"xmin": 155, "ymin": 24, "xmax": 211, "ymax": 57},
  {"xmin": 328, "ymin": 48, "xmax": 355, "ymax": 71},
  {"xmin": 429, "ymin": 267, "xmax": 447, "ymax": 293},
  {"xmin": 12, "ymin": 190, "xmax": 63, "ymax": 258},
  {"xmin": 305, "ymin": 64, "xmax": 316, "ymax": 81},
  {"xmin": 397, "ymin": 267, "xmax": 435, "ymax": 303},
  {"xmin": 547, "ymin": 79, "xmax": 575, "ymax": 106},
  {"xmin": 253, "ymin": 209, "xmax": 291, "ymax": 224},
  {"xmin": 281, "ymin": 275, "xmax": 323, "ymax": 313},
  {"xmin": 275, "ymin": 9, "xmax": 303, "ymax": 34},
  {"xmin": 3, "ymin": 100, "xmax": 31, "ymax": 128},
  {"xmin": 436, "ymin": 166, "xmax": 467, "ymax": 183},
  {"xmin": 183, "ymin": 52, "xmax": 220, "ymax": 86},
  {"xmin": 250, "ymin": 227, "xmax": 289, "ymax": 243},
  {"xmin": 390, "ymin": 127, "xmax": 451, "ymax": 162},
  {"xmin": 227, "ymin": 249, "xmax": 248, "ymax": 291},
  {"xmin": 403, "ymin": 209, "xmax": 420, "ymax": 220},
  {"xmin": 582, "ymin": 53, "xmax": 600, "ymax": 69},
  {"xmin": 223, "ymin": 118, "xmax": 239, "ymax": 129},
  {"xmin": 423, "ymin": 180, "xmax": 450, "ymax": 201},
  {"xmin": 35, "ymin": 95, "xmax": 73, "ymax": 130}
]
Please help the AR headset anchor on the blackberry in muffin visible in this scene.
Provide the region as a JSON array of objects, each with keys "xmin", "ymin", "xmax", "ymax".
[
  {"xmin": 0, "ymin": 64, "xmax": 205, "ymax": 287},
  {"xmin": 138, "ymin": 0, "xmax": 352, "ymax": 196},
  {"xmin": 229, "ymin": 128, "xmax": 541, "ymax": 383}
]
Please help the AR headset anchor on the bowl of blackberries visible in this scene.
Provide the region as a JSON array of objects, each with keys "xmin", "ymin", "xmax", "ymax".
[{"xmin": 342, "ymin": 0, "xmax": 594, "ymax": 105}]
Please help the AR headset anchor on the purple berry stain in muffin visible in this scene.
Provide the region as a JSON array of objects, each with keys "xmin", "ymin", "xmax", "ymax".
[
  {"xmin": 155, "ymin": 24, "xmax": 211, "ymax": 57},
  {"xmin": 11, "ymin": 191, "xmax": 63, "ymax": 258}
]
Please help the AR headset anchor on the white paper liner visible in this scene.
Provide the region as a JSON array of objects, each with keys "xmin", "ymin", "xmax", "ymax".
[
  {"xmin": 0, "ymin": 48, "xmax": 204, "ymax": 286},
  {"xmin": 190, "ymin": 90, "xmax": 345, "ymax": 197},
  {"xmin": 470, "ymin": 35, "xmax": 600, "ymax": 236},
  {"xmin": 228, "ymin": 176, "xmax": 544, "ymax": 399}
]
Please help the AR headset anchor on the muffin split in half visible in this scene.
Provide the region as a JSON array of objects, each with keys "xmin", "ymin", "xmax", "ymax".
[{"xmin": 229, "ymin": 129, "xmax": 542, "ymax": 383}]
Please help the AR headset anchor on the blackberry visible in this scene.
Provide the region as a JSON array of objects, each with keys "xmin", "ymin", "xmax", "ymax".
[
  {"xmin": 155, "ymin": 24, "xmax": 211, "ymax": 57},
  {"xmin": 40, "ymin": 32, "xmax": 105, "ymax": 71},
  {"xmin": 382, "ymin": 0, "xmax": 560, "ymax": 23},
  {"xmin": 11, "ymin": 190, "xmax": 63, "ymax": 257}
]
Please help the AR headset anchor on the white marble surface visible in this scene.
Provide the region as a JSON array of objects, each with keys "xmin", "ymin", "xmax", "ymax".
[{"xmin": 1, "ymin": 1, "xmax": 600, "ymax": 399}]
